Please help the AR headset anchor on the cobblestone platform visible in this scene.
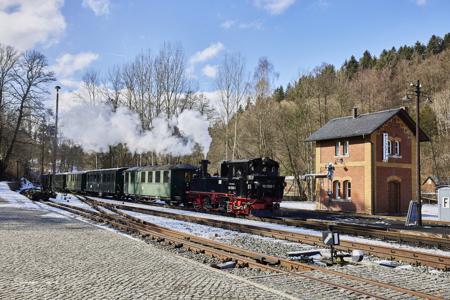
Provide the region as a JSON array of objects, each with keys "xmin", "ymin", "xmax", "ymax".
[{"xmin": 0, "ymin": 199, "xmax": 292, "ymax": 300}]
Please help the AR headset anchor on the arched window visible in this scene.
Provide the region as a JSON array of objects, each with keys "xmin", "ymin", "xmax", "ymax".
[
  {"xmin": 395, "ymin": 141, "xmax": 400, "ymax": 156},
  {"xmin": 333, "ymin": 181, "xmax": 341, "ymax": 199},
  {"xmin": 344, "ymin": 180, "xmax": 351, "ymax": 200}
]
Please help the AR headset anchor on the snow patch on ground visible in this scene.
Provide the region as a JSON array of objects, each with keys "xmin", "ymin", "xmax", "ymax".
[
  {"xmin": 41, "ymin": 212, "xmax": 69, "ymax": 219},
  {"xmin": 280, "ymin": 201, "xmax": 316, "ymax": 210},
  {"xmin": 0, "ymin": 181, "xmax": 44, "ymax": 210},
  {"xmin": 50, "ymin": 193, "xmax": 96, "ymax": 212},
  {"xmin": 18, "ymin": 177, "xmax": 34, "ymax": 191}
]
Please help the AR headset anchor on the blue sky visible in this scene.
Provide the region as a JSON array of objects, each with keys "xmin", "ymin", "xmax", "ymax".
[{"xmin": 2, "ymin": 0, "xmax": 450, "ymax": 93}]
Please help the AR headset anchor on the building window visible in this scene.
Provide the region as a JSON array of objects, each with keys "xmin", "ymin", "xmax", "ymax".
[
  {"xmin": 343, "ymin": 140, "xmax": 349, "ymax": 156},
  {"xmin": 335, "ymin": 141, "xmax": 341, "ymax": 156},
  {"xmin": 394, "ymin": 141, "xmax": 400, "ymax": 156},
  {"xmin": 387, "ymin": 140, "xmax": 392, "ymax": 156},
  {"xmin": 333, "ymin": 180, "xmax": 341, "ymax": 199},
  {"xmin": 344, "ymin": 180, "xmax": 351, "ymax": 200}
]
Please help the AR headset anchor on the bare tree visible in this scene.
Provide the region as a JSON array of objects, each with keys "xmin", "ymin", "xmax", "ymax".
[
  {"xmin": 252, "ymin": 57, "xmax": 278, "ymax": 156},
  {"xmin": 0, "ymin": 44, "xmax": 18, "ymax": 165},
  {"xmin": 81, "ymin": 70, "xmax": 101, "ymax": 105},
  {"xmin": 216, "ymin": 53, "xmax": 247, "ymax": 160},
  {"xmin": 104, "ymin": 65, "xmax": 124, "ymax": 111},
  {"xmin": 154, "ymin": 42, "xmax": 189, "ymax": 118},
  {"xmin": 0, "ymin": 50, "xmax": 55, "ymax": 177}
]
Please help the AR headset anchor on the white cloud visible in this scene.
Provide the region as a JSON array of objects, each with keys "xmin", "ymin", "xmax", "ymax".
[
  {"xmin": 0, "ymin": 0, "xmax": 66, "ymax": 51},
  {"xmin": 51, "ymin": 52, "xmax": 99, "ymax": 78},
  {"xmin": 239, "ymin": 21, "xmax": 263, "ymax": 30},
  {"xmin": 189, "ymin": 42, "xmax": 224, "ymax": 65},
  {"xmin": 82, "ymin": 0, "xmax": 110, "ymax": 16},
  {"xmin": 416, "ymin": 0, "xmax": 427, "ymax": 6},
  {"xmin": 221, "ymin": 19, "xmax": 263, "ymax": 30},
  {"xmin": 254, "ymin": 0, "xmax": 296, "ymax": 15},
  {"xmin": 202, "ymin": 64, "xmax": 218, "ymax": 78},
  {"xmin": 221, "ymin": 20, "xmax": 236, "ymax": 29}
]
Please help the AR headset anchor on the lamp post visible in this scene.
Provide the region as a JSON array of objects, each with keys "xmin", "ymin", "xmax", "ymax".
[{"xmin": 52, "ymin": 86, "xmax": 61, "ymax": 176}]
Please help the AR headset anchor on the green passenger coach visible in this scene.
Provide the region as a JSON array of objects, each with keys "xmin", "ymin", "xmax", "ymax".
[
  {"xmin": 85, "ymin": 168, "xmax": 127, "ymax": 196},
  {"xmin": 123, "ymin": 164, "xmax": 197, "ymax": 202}
]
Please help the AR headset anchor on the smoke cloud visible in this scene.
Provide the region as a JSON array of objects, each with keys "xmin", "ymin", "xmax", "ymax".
[{"xmin": 60, "ymin": 104, "xmax": 211, "ymax": 157}]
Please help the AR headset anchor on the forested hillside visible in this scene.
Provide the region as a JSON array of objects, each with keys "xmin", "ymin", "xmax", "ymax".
[{"xmin": 208, "ymin": 33, "xmax": 450, "ymax": 196}]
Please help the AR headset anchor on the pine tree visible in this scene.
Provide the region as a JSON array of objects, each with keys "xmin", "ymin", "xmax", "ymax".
[
  {"xmin": 359, "ymin": 50, "xmax": 374, "ymax": 69},
  {"xmin": 344, "ymin": 55, "xmax": 359, "ymax": 79},
  {"xmin": 414, "ymin": 41, "xmax": 426, "ymax": 57},
  {"xmin": 398, "ymin": 45, "xmax": 414, "ymax": 60},
  {"xmin": 273, "ymin": 86, "xmax": 285, "ymax": 102},
  {"xmin": 442, "ymin": 33, "xmax": 450, "ymax": 50},
  {"xmin": 426, "ymin": 35, "xmax": 444, "ymax": 55}
]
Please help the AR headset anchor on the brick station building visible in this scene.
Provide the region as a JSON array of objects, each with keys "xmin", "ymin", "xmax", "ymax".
[{"xmin": 306, "ymin": 107, "xmax": 429, "ymax": 215}]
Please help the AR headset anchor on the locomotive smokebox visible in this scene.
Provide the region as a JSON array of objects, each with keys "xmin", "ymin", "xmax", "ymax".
[{"xmin": 200, "ymin": 160, "xmax": 210, "ymax": 178}]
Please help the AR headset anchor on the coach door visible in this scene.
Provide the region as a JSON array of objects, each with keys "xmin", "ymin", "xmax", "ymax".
[{"xmin": 388, "ymin": 181, "xmax": 401, "ymax": 214}]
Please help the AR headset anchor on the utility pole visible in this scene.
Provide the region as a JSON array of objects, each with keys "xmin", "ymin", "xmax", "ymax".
[
  {"xmin": 413, "ymin": 80, "xmax": 422, "ymax": 226},
  {"xmin": 52, "ymin": 86, "xmax": 61, "ymax": 176},
  {"xmin": 405, "ymin": 80, "xmax": 424, "ymax": 226}
]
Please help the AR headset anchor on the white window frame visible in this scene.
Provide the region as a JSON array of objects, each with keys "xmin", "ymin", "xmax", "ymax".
[
  {"xmin": 395, "ymin": 140, "xmax": 400, "ymax": 156},
  {"xmin": 333, "ymin": 181, "xmax": 341, "ymax": 200},
  {"xmin": 335, "ymin": 141, "xmax": 341, "ymax": 156},
  {"xmin": 344, "ymin": 180, "xmax": 351, "ymax": 200},
  {"xmin": 343, "ymin": 140, "xmax": 349, "ymax": 156},
  {"xmin": 387, "ymin": 140, "xmax": 392, "ymax": 156}
]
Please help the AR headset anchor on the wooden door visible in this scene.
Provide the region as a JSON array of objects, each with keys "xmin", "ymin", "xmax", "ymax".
[{"xmin": 388, "ymin": 181, "xmax": 401, "ymax": 214}]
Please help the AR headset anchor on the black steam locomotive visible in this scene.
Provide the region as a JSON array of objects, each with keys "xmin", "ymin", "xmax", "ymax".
[{"xmin": 188, "ymin": 158, "xmax": 285, "ymax": 215}]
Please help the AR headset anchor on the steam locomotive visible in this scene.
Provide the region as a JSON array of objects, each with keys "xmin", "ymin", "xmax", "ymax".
[{"xmin": 41, "ymin": 157, "xmax": 285, "ymax": 216}]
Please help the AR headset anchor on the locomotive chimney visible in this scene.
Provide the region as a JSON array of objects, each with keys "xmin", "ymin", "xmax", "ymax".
[
  {"xmin": 200, "ymin": 160, "xmax": 210, "ymax": 177},
  {"xmin": 352, "ymin": 107, "xmax": 358, "ymax": 119}
]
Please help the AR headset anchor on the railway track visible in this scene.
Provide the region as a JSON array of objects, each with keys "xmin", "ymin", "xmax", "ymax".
[
  {"xmin": 85, "ymin": 197, "xmax": 450, "ymax": 270},
  {"xmin": 43, "ymin": 196, "xmax": 445, "ymax": 300}
]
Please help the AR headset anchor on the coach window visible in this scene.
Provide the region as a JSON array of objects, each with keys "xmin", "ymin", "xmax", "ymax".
[
  {"xmin": 148, "ymin": 171, "xmax": 153, "ymax": 183},
  {"xmin": 141, "ymin": 172, "xmax": 146, "ymax": 183},
  {"xmin": 155, "ymin": 171, "xmax": 161, "ymax": 183},
  {"xmin": 163, "ymin": 171, "xmax": 170, "ymax": 183},
  {"xmin": 344, "ymin": 180, "xmax": 351, "ymax": 200},
  {"xmin": 125, "ymin": 173, "xmax": 128, "ymax": 184},
  {"xmin": 130, "ymin": 172, "xmax": 135, "ymax": 183},
  {"xmin": 333, "ymin": 180, "xmax": 341, "ymax": 199}
]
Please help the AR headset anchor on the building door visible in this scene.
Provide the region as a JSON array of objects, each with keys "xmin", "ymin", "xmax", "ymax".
[{"xmin": 388, "ymin": 181, "xmax": 401, "ymax": 214}]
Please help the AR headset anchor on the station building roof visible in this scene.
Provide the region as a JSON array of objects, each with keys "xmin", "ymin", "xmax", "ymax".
[{"xmin": 305, "ymin": 108, "xmax": 430, "ymax": 142}]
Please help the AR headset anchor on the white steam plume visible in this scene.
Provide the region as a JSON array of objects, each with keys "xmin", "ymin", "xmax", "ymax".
[{"xmin": 60, "ymin": 104, "xmax": 211, "ymax": 157}]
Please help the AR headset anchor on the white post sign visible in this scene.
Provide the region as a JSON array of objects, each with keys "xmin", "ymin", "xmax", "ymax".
[
  {"xmin": 383, "ymin": 132, "xmax": 389, "ymax": 162},
  {"xmin": 443, "ymin": 197, "xmax": 450, "ymax": 209}
]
